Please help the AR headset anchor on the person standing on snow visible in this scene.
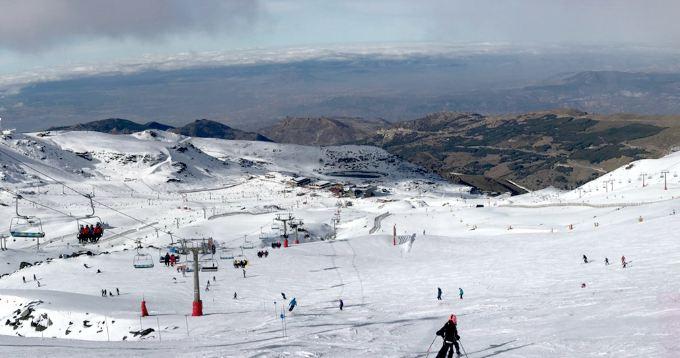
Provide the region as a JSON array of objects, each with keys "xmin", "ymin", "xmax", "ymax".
[
  {"xmin": 583, "ymin": 254, "xmax": 589, "ymax": 264},
  {"xmin": 459, "ymin": 288, "xmax": 464, "ymax": 300},
  {"xmin": 621, "ymin": 255, "xmax": 628, "ymax": 268},
  {"xmin": 288, "ymin": 297, "xmax": 297, "ymax": 312},
  {"xmin": 435, "ymin": 314, "xmax": 461, "ymax": 357},
  {"xmin": 605, "ymin": 257, "xmax": 609, "ymax": 265},
  {"xmin": 437, "ymin": 287, "xmax": 443, "ymax": 300},
  {"xmin": 339, "ymin": 299, "xmax": 344, "ymax": 311}
]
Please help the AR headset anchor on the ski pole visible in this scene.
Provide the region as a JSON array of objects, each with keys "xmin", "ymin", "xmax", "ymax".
[
  {"xmin": 459, "ymin": 340, "xmax": 469, "ymax": 358},
  {"xmin": 425, "ymin": 336, "xmax": 438, "ymax": 358}
]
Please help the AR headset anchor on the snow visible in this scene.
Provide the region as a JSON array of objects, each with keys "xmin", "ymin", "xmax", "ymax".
[{"xmin": 1, "ymin": 132, "xmax": 679, "ymax": 357}]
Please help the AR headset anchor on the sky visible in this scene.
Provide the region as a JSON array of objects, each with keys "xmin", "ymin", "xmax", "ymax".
[{"xmin": 1, "ymin": 0, "xmax": 679, "ymax": 77}]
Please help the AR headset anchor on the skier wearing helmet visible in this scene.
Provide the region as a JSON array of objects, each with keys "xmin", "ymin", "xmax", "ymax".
[{"xmin": 435, "ymin": 314, "xmax": 461, "ymax": 357}]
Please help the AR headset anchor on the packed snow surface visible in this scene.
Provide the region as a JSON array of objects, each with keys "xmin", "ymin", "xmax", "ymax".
[{"xmin": 0, "ymin": 131, "xmax": 679, "ymax": 357}]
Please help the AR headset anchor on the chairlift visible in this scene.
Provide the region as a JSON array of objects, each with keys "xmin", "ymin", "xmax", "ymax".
[
  {"xmin": 219, "ymin": 248, "xmax": 234, "ymax": 260},
  {"xmin": 9, "ymin": 195, "xmax": 45, "ymax": 238},
  {"xmin": 76, "ymin": 194, "xmax": 105, "ymax": 244},
  {"xmin": 133, "ymin": 245, "xmax": 154, "ymax": 269},
  {"xmin": 200, "ymin": 254, "xmax": 218, "ymax": 272}
]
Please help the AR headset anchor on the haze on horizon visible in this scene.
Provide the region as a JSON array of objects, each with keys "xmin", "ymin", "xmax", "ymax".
[
  {"xmin": 2, "ymin": 0, "xmax": 680, "ymax": 132},
  {"xmin": 1, "ymin": 0, "xmax": 679, "ymax": 75}
]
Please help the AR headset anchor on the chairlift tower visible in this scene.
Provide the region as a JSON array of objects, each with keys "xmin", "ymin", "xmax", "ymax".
[
  {"xmin": 274, "ymin": 213, "xmax": 295, "ymax": 238},
  {"xmin": 178, "ymin": 238, "xmax": 211, "ymax": 316},
  {"xmin": 661, "ymin": 170, "xmax": 669, "ymax": 190}
]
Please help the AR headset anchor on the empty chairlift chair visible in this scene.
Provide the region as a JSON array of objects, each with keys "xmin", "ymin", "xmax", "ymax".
[
  {"xmin": 200, "ymin": 255, "xmax": 218, "ymax": 272},
  {"xmin": 219, "ymin": 247, "xmax": 234, "ymax": 260},
  {"xmin": 133, "ymin": 246, "xmax": 154, "ymax": 269},
  {"xmin": 9, "ymin": 195, "xmax": 45, "ymax": 239}
]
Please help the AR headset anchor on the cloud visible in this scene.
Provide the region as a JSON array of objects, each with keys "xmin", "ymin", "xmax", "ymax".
[{"xmin": 0, "ymin": 0, "xmax": 261, "ymax": 52}]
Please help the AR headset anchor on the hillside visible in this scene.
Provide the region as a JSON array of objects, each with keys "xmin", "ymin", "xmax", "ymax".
[
  {"xmin": 260, "ymin": 117, "xmax": 389, "ymax": 145},
  {"xmin": 263, "ymin": 110, "xmax": 680, "ymax": 192}
]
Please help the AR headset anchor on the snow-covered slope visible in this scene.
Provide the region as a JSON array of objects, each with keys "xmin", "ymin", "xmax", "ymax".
[{"xmin": 1, "ymin": 132, "xmax": 679, "ymax": 357}]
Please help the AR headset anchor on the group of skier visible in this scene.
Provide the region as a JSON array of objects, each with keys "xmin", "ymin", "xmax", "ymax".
[
  {"xmin": 584, "ymin": 254, "xmax": 628, "ymax": 267},
  {"xmin": 162, "ymin": 252, "xmax": 178, "ymax": 266},
  {"xmin": 77, "ymin": 223, "xmax": 104, "ymax": 244},
  {"xmin": 437, "ymin": 287, "xmax": 464, "ymax": 300}
]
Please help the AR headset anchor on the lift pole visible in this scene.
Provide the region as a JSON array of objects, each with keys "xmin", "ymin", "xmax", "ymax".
[{"xmin": 191, "ymin": 248, "xmax": 202, "ymax": 316}]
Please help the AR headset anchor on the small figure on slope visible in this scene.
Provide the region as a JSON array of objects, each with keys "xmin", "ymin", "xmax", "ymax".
[
  {"xmin": 621, "ymin": 255, "xmax": 627, "ymax": 268},
  {"xmin": 605, "ymin": 257, "xmax": 609, "ymax": 265},
  {"xmin": 583, "ymin": 254, "xmax": 589, "ymax": 264},
  {"xmin": 459, "ymin": 287, "xmax": 464, "ymax": 300},
  {"xmin": 437, "ymin": 287, "xmax": 443, "ymax": 301},
  {"xmin": 339, "ymin": 299, "xmax": 344, "ymax": 311},
  {"xmin": 288, "ymin": 297, "xmax": 297, "ymax": 312},
  {"xmin": 435, "ymin": 314, "xmax": 461, "ymax": 358}
]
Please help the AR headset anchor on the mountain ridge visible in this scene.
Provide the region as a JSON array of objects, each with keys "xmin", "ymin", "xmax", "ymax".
[{"xmin": 48, "ymin": 118, "xmax": 271, "ymax": 142}]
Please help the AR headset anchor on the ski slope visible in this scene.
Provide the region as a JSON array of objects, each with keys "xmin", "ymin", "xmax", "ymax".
[{"xmin": 1, "ymin": 131, "xmax": 679, "ymax": 357}]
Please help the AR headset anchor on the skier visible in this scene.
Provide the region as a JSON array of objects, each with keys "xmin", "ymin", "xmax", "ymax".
[
  {"xmin": 605, "ymin": 257, "xmax": 609, "ymax": 265},
  {"xmin": 116, "ymin": 288, "xmax": 120, "ymax": 296},
  {"xmin": 281, "ymin": 292, "xmax": 287, "ymax": 300},
  {"xmin": 243, "ymin": 269, "xmax": 246, "ymax": 278},
  {"xmin": 621, "ymin": 255, "xmax": 627, "ymax": 268},
  {"xmin": 459, "ymin": 287, "xmax": 464, "ymax": 300},
  {"xmin": 437, "ymin": 287, "xmax": 442, "ymax": 301},
  {"xmin": 583, "ymin": 254, "xmax": 588, "ymax": 264},
  {"xmin": 288, "ymin": 297, "xmax": 297, "ymax": 312},
  {"xmin": 435, "ymin": 314, "xmax": 461, "ymax": 358},
  {"xmin": 164, "ymin": 253, "xmax": 170, "ymax": 267},
  {"xmin": 233, "ymin": 292, "xmax": 237, "ymax": 299},
  {"xmin": 339, "ymin": 299, "xmax": 344, "ymax": 311}
]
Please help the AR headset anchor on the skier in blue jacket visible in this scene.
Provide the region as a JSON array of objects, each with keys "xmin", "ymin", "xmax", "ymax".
[{"xmin": 288, "ymin": 297, "xmax": 297, "ymax": 312}]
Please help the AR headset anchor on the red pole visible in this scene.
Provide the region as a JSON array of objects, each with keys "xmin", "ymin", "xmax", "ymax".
[{"xmin": 141, "ymin": 300, "xmax": 149, "ymax": 317}]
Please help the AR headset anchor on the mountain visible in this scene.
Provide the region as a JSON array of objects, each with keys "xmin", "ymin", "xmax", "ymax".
[
  {"xmin": 48, "ymin": 118, "xmax": 270, "ymax": 142},
  {"xmin": 259, "ymin": 117, "xmax": 389, "ymax": 145},
  {"xmin": 48, "ymin": 118, "xmax": 159, "ymax": 134},
  {"xmin": 145, "ymin": 121, "xmax": 175, "ymax": 131},
  {"xmin": 171, "ymin": 119, "xmax": 271, "ymax": 142},
  {"xmin": 362, "ymin": 110, "xmax": 673, "ymax": 191},
  {"xmin": 258, "ymin": 110, "xmax": 680, "ymax": 192}
]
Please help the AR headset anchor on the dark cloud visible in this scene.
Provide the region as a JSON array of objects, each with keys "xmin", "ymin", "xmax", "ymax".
[{"xmin": 0, "ymin": 0, "xmax": 261, "ymax": 52}]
